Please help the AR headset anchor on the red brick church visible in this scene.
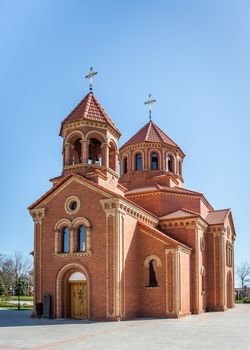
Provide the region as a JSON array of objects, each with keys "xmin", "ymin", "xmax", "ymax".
[{"xmin": 29, "ymin": 74, "xmax": 236, "ymax": 320}]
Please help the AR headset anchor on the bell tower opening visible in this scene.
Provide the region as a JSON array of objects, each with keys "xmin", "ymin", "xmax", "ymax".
[
  {"xmin": 109, "ymin": 140, "xmax": 117, "ymax": 172},
  {"xmin": 88, "ymin": 138, "xmax": 102, "ymax": 165}
]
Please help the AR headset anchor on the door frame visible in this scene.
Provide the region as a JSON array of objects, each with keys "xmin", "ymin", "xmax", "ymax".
[{"xmin": 56, "ymin": 263, "xmax": 90, "ymax": 319}]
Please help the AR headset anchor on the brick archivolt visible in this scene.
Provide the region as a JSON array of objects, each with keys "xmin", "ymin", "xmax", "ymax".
[
  {"xmin": 55, "ymin": 262, "xmax": 91, "ymax": 318},
  {"xmin": 100, "ymin": 198, "xmax": 158, "ymax": 227},
  {"xmin": 144, "ymin": 255, "xmax": 162, "ymax": 267}
]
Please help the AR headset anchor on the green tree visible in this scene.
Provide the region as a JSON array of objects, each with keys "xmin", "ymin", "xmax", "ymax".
[
  {"xmin": 0, "ymin": 277, "xmax": 6, "ymax": 295},
  {"xmin": 15, "ymin": 276, "xmax": 29, "ymax": 296}
]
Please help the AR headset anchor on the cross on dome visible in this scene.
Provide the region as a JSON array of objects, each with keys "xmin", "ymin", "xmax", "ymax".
[
  {"xmin": 144, "ymin": 94, "xmax": 156, "ymax": 121},
  {"xmin": 85, "ymin": 67, "xmax": 98, "ymax": 91}
]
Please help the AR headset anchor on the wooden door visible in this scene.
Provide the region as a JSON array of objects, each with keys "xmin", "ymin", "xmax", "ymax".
[{"xmin": 71, "ymin": 282, "xmax": 88, "ymax": 318}]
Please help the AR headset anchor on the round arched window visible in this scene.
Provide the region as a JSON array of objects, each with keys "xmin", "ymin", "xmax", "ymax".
[
  {"xmin": 135, "ymin": 153, "xmax": 142, "ymax": 171},
  {"xmin": 151, "ymin": 152, "xmax": 159, "ymax": 170}
]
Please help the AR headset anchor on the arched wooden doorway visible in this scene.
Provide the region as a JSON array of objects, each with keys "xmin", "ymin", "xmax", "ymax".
[
  {"xmin": 68, "ymin": 272, "xmax": 88, "ymax": 319},
  {"xmin": 56, "ymin": 264, "xmax": 90, "ymax": 319},
  {"xmin": 227, "ymin": 271, "xmax": 233, "ymax": 308}
]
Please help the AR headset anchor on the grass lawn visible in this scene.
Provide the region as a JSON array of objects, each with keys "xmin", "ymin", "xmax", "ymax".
[{"xmin": 0, "ymin": 296, "xmax": 33, "ymax": 309}]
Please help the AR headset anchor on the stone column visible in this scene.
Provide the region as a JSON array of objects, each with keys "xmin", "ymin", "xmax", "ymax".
[
  {"xmin": 115, "ymin": 150, "xmax": 119, "ymax": 173},
  {"xmin": 29, "ymin": 208, "xmax": 46, "ymax": 316},
  {"xmin": 64, "ymin": 143, "xmax": 71, "ymax": 166},
  {"xmin": 70, "ymin": 228, "xmax": 75, "ymax": 253},
  {"xmin": 55, "ymin": 229, "xmax": 60, "ymax": 253},
  {"xmin": 100, "ymin": 199, "xmax": 126, "ymax": 320},
  {"xmin": 101, "ymin": 143, "xmax": 109, "ymax": 167},
  {"xmin": 86, "ymin": 227, "xmax": 91, "ymax": 251},
  {"xmin": 80, "ymin": 140, "xmax": 90, "ymax": 164}
]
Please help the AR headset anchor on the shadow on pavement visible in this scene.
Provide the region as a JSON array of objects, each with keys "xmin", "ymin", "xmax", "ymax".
[{"xmin": 0, "ymin": 309, "xmax": 98, "ymax": 327}]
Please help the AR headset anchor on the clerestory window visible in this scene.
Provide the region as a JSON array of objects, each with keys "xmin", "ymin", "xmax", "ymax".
[
  {"xmin": 135, "ymin": 153, "xmax": 142, "ymax": 171},
  {"xmin": 151, "ymin": 152, "xmax": 159, "ymax": 170}
]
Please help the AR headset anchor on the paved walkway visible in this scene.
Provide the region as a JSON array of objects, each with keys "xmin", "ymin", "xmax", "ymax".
[{"xmin": 0, "ymin": 305, "xmax": 249, "ymax": 349}]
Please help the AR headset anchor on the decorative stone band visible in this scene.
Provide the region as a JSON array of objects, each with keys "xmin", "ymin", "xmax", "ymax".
[
  {"xmin": 29, "ymin": 208, "xmax": 46, "ymax": 224},
  {"xmin": 100, "ymin": 198, "xmax": 158, "ymax": 227},
  {"xmin": 160, "ymin": 217, "xmax": 208, "ymax": 231},
  {"xmin": 61, "ymin": 119, "xmax": 120, "ymax": 139},
  {"xmin": 119, "ymin": 142, "xmax": 183, "ymax": 158},
  {"xmin": 63, "ymin": 163, "xmax": 119, "ymax": 178},
  {"xmin": 53, "ymin": 251, "xmax": 92, "ymax": 258}
]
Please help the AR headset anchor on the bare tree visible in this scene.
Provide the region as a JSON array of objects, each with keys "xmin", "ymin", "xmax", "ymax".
[
  {"xmin": 236, "ymin": 262, "xmax": 250, "ymax": 289},
  {"xmin": 0, "ymin": 251, "xmax": 32, "ymax": 295}
]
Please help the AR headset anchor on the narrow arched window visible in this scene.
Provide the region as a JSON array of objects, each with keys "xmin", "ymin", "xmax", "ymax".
[
  {"xmin": 77, "ymin": 225, "xmax": 86, "ymax": 252},
  {"xmin": 151, "ymin": 152, "xmax": 158, "ymax": 170},
  {"xmin": 135, "ymin": 153, "xmax": 142, "ymax": 171},
  {"xmin": 167, "ymin": 155, "xmax": 173, "ymax": 172},
  {"xmin": 148, "ymin": 260, "xmax": 158, "ymax": 287},
  {"xmin": 62, "ymin": 227, "xmax": 70, "ymax": 253},
  {"xmin": 123, "ymin": 157, "xmax": 128, "ymax": 174}
]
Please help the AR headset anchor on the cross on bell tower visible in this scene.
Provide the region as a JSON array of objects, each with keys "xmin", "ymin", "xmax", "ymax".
[
  {"xmin": 85, "ymin": 67, "xmax": 98, "ymax": 91},
  {"xmin": 144, "ymin": 94, "xmax": 156, "ymax": 121}
]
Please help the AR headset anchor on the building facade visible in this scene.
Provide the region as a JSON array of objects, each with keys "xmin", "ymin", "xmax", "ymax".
[{"xmin": 29, "ymin": 87, "xmax": 236, "ymax": 320}]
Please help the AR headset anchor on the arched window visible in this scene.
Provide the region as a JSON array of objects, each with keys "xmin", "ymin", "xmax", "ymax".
[
  {"xmin": 135, "ymin": 153, "xmax": 142, "ymax": 171},
  {"xmin": 148, "ymin": 260, "xmax": 158, "ymax": 287},
  {"xmin": 151, "ymin": 152, "xmax": 158, "ymax": 170},
  {"xmin": 123, "ymin": 157, "xmax": 128, "ymax": 174},
  {"xmin": 77, "ymin": 225, "xmax": 86, "ymax": 252},
  {"xmin": 62, "ymin": 227, "xmax": 70, "ymax": 253},
  {"xmin": 167, "ymin": 154, "xmax": 174, "ymax": 172}
]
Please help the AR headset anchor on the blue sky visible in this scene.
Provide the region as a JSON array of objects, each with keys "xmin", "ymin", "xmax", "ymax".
[{"xmin": 0, "ymin": 0, "xmax": 249, "ymax": 275}]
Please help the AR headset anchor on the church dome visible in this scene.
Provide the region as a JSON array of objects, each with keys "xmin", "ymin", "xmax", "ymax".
[
  {"xmin": 119, "ymin": 120, "xmax": 185, "ymax": 189},
  {"xmin": 120, "ymin": 120, "xmax": 179, "ymax": 149}
]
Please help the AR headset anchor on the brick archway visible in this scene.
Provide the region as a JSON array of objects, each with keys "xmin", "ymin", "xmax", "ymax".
[{"xmin": 55, "ymin": 263, "xmax": 91, "ymax": 318}]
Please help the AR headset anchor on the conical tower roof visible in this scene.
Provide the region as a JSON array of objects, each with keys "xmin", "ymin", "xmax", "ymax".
[
  {"xmin": 121, "ymin": 121, "xmax": 182, "ymax": 153},
  {"xmin": 60, "ymin": 92, "xmax": 121, "ymax": 136}
]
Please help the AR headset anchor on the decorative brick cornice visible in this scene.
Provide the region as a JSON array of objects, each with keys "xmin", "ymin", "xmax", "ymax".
[
  {"xmin": 29, "ymin": 208, "xmax": 46, "ymax": 224},
  {"xmin": 61, "ymin": 120, "xmax": 120, "ymax": 139},
  {"xmin": 119, "ymin": 142, "xmax": 180, "ymax": 158},
  {"xmin": 53, "ymin": 251, "xmax": 92, "ymax": 258},
  {"xmin": 100, "ymin": 198, "xmax": 158, "ymax": 227}
]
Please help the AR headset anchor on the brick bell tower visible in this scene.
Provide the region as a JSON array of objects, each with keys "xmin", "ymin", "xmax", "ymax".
[
  {"xmin": 119, "ymin": 94, "xmax": 185, "ymax": 191},
  {"xmin": 57, "ymin": 68, "xmax": 124, "ymax": 195}
]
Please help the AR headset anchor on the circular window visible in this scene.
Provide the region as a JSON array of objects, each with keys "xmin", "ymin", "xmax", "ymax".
[{"xmin": 65, "ymin": 196, "xmax": 81, "ymax": 214}]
